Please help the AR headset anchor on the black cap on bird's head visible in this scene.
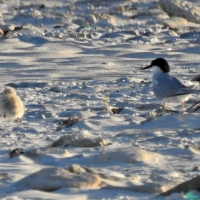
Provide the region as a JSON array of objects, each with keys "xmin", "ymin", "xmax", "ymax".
[{"xmin": 140, "ymin": 58, "xmax": 170, "ymax": 73}]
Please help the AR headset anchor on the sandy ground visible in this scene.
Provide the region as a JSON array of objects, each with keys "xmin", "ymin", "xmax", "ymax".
[{"xmin": 0, "ymin": 0, "xmax": 200, "ymax": 199}]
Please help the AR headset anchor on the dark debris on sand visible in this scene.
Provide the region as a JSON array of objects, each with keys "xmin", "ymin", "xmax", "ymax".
[{"xmin": 58, "ymin": 116, "xmax": 83, "ymax": 128}]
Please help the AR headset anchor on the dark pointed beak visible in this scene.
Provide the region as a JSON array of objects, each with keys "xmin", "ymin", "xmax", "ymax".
[{"xmin": 140, "ymin": 65, "xmax": 152, "ymax": 70}]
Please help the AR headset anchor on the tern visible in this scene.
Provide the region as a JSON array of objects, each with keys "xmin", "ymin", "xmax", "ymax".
[{"xmin": 140, "ymin": 58, "xmax": 199, "ymax": 108}]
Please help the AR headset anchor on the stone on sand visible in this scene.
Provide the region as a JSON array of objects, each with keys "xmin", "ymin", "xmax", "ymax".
[
  {"xmin": 158, "ymin": 175, "xmax": 200, "ymax": 196},
  {"xmin": 162, "ymin": 17, "xmax": 188, "ymax": 29},
  {"xmin": 51, "ymin": 133, "xmax": 111, "ymax": 148},
  {"xmin": 8, "ymin": 167, "xmax": 101, "ymax": 193},
  {"xmin": 98, "ymin": 146, "xmax": 164, "ymax": 164},
  {"xmin": 160, "ymin": 0, "xmax": 200, "ymax": 24}
]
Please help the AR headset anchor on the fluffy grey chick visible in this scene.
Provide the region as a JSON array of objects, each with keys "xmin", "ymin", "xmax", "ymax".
[{"xmin": 0, "ymin": 87, "xmax": 24, "ymax": 122}]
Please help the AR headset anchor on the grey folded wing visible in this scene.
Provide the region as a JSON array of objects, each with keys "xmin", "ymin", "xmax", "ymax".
[{"xmin": 167, "ymin": 89, "xmax": 200, "ymax": 97}]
